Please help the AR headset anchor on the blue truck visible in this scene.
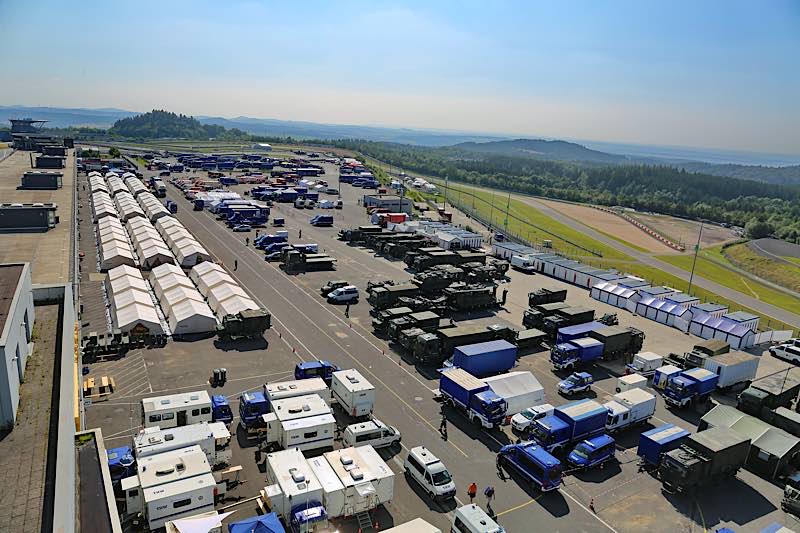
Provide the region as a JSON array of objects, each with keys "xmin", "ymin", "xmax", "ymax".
[
  {"xmin": 528, "ymin": 399, "xmax": 608, "ymax": 455},
  {"xmin": 567, "ymin": 434, "xmax": 616, "ymax": 469},
  {"xmin": 449, "ymin": 340, "xmax": 517, "ymax": 377},
  {"xmin": 212, "ymin": 394, "xmax": 234, "ymax": 424},
  {"xmin": 295, "ymin": 360, "xmax": 341, "ymax": 386},
  {"xmin": 238, "ymin": 391, "xmax": 271, "ymax": 430},
  {"xmin": 439, "ymin": 368, "xmax": 507, "ymax": 429},
  {"xmin": 106, "ymin": 446, "xmax": 135, "ymax": 484},
  {"xmin": 278, "ymin": 189, "xmax": 299, "ymax": 202},
  {"xmin": 164, "ymin": 200, "xmax": 178, "ymax": 213},
  {"xmin": 496, "ymin": 442, "xmax": 562, "ymax": 492},
  {"xmin": 255, "ymin": 233, "xmax": 288, "ymax": 249},
  {"xmin": 310, "ymin": 215, "xmax": 334, "ymax": 227},
  {"xmin": 664, "ymin": 367, "xmax": 719, "ymax": 408},
  {"xmin": 550, "ymin": 338, "xmax": 604, "ymax": 371},
  {"xmin": 636, "ymin": 423, "xmax": 690, "ymax": 467},
  {"xmin": 556, "ymin": 321, "xmax": 605, "ymax": 344}
]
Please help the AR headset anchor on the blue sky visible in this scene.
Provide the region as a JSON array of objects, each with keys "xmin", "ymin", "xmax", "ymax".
[{"xmin": 1, "ymin": 0, "xmax": 798, "ymax": 153}]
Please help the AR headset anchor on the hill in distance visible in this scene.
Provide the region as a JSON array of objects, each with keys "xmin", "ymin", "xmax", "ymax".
[{"xmin": 453, "ymin": 138, "xmax": 628, "ymax": 164}]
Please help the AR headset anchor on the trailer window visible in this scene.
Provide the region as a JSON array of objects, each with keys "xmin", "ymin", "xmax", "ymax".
[
  {"xmin": 148, "ymin": 414, "xmax": 162, "ymax": 423},
  {"xmin": 304, "ymin": 431, "xmax": 318, "ymax": 439},
  {"xmin": 162, "ymin": 413, "xmax": 174, "ymax": 421},
  {"xmin": 192, "ymin": 409, "xmax": 200, "ymax": 417},
  {"xmin": 173, "ymin": 498, "xmax": 192, "ymax": 509},
  {"xmin": 201, "ymin": 407, "xmax": 211, "ymax": 415}
]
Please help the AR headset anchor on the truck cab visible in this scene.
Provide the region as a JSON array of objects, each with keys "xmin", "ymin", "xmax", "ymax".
[
  {"xmin": 294, "ymin": 360, "xmax": 340, "ymax": 386},
  {"xmin": 664, "ymin": 368, "xmax": 718, "ymax": 408},
  {"xmin": 550, "ymin": 338, "xmax": 604, "ymax": 371},
  {"xmin": 106, "ymin": 446, "xmax": 135, "ymax": 484},
  {"xmin": 497, "ymin": 442, "xmax": 562, "ymax": 491},
  {"xmin": 568, "ymin": 434, "xmax": 616, "ymax": 469},
  {"xmin": 238, "ymin": 391, "xmax": 271, "ymax": 430},
  {"xmin": 211, "ymin": 395, "xmax": 233, "ymax": 424},
  {"xmin": 558, "ymin": 372, "xmax": 593, "ymax": 397}
]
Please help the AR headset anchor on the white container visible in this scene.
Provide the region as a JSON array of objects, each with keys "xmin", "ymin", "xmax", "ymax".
[
  {"xmin": 134, "ymin": 422, "xmax": 232, "ymax": 468},
  {"xmin": 483, "ymin": 371, "xmax": 545, "ymax": 416},
  {"xmin": 703, "ymin": 351, "xmax": 759, "ymax": 389},
  {"xmin": 264, "ymin": 377, "xmax": 330, "ymax": 405},
  {"xmin": 263, "ymin": 448, "xmax": 324, "ymax": 522},
  {"xmin": 332, "ymin": 369, "xmax": 375, "ymax": 418},
  {"xmin": 604, "ymin": 389, "xmax": 656, "ymax": 433},
  {"xmin": 262, "ymin": 394, "xmax": 335, "ymax": 451},
  {"xmin": 627, "ymin": 351, "xmax": 663, "ymax": 376},
  {"xmin": 616, "ymin": 374, "xmax": 648, "ymax": 393}
]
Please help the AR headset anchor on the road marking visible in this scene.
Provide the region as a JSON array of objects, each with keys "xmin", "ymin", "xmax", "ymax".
[
  {"xmin": 693, "ymin": 498, "xmax": 707, "ymax": 532},
  {"xmin": 740, "ymin": 277, "xmax": 759, "ymax": 299},
  {"xmin": 176, "ymin": 202, "xmax": 469, "ymax": 457},
  {"xmin": 494, "ymin": 495, "xmax": 543, "ymax": 517},
  {"xmin": 561, "ymin": 487, "xmax": 620, "ymax": 533}
]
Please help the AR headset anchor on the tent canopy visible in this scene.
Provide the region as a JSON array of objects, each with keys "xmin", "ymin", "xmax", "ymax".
[{"xmin": 228, "ymin": 513, "xmax": 285, "ymax": 533}]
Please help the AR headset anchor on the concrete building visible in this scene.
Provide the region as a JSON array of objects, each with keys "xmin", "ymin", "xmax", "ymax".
[
  {"xmin": 0, "ymin": 263, "xmax": 35, "ymax": 429},
  {"xmin": 35, "ymin": 154, "xmax": 66, "ymax": 169},
  {"xmin": 21, "ymin": 171, "xmax": 63, "ymax": 190},
  {"xmin": 363, "ymin": 194, "xmax": 413, "ymax": 214}
]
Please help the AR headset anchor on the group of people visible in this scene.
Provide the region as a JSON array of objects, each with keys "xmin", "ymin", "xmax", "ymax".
[{"xmin": 467, "ymin": 481, "xmax": 496, "ymax": 517}]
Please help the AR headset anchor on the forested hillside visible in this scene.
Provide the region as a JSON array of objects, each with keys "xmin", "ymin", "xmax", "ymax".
[
  {"xmin": 109, "ymin": 110, "xmax": 248, "ymax": 140},
  {"xmin": 330, "ymin": 140, "xmax": 800, "ymax": 243}
]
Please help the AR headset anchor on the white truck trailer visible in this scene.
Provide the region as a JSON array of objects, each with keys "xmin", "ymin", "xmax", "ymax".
[
  {"xmin": 122, "ymin": 445, "xmax": 224, "ymax": 530},
  {"xmin": 483, "ymin": 371, "xmax": 545, "ymax": 416},
  {"xmin": 261, "ymin": 393, "xmax": 336, "ymax": 452},
  {"xmin": 307, "ymin": 445, "xmax": 395, "ymax": 519},
  {"xmin": 603, "ymin": 388, "xmax": 656, "ymax": 433},
  {"xmin": 702, "ymin": 350, "xmax": 759, "ymax": 389},
  {"xmin": 260, "ymin": 448, "xmax": 329, "ymax": 531},
  {"xmin": 331, "ymin": 369, "xmax": 375, "ymax": 418},
  {"xmin": 625, "ymin": 351, "xmax": 663, "ymax": 378},
  {"xmin": 264, "ymin": 377, "xmax": 330, "ymax": 405},
  {"xmin": 134, "ymin": 422, "xmax": 232, "ymax": 469},
  {"xmin": 141, "ymin": 390, "xmax": 212, "ymax": 429}
]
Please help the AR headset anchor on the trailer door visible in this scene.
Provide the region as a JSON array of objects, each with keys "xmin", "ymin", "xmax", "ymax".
[{"xmin": 177, "ymin": 410, "xmax": 187, "ymax": 426}]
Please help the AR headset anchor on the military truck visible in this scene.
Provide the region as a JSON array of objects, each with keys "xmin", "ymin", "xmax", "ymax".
[
  {"xmin": 338, "ymin": 225, "xmax": 382, "ymax": 243},
  {"xmin": 396, "ymin": 295, "xmax": 448, "ymax": 316},
  {"xmin": 387, "ymin": 311, "xmax": 441, "ymax": 341},
  {"xmin": 462, "ymin": 260, "xmax": 509, "ymax": 283},
  {"xmin": 281, "ymin": 250, "xmax": 335, "ymax": 272},
  {"xmin": 412, "ymin": 266, "xmax": 465, "ymax": 294},
  {"xmin": 404, "ymin": 246, "xmax": 441, "ymax": 267},
  {"xmin": 738, "ymin": 368, "xmax": 800, "ymax": 419},
  {"xmin": 444, "ymin": 284, "xmax": 499, "ymax": 312},
  {"xmin": 367, "ymin": 283, "xmax": 421, "ymax": 310},
  {"xmin": 667, "ymin": 339, "xmax": 731, "ymax": 369},
  {"xmin": 528, "ymin": 288, "xmax": 568, "ymax": 307},
  {"xmin": 522, "ymin": 302, "xmax": 571, "ymax": 330},
  {"xmin": 217, "ymin": 309, "xmax": 272, "ymax": 341},
  {"xmin": 543, "ymin": 307, "xmax": 596, "ymax": 339},
  {"xmin": 371, "ymin": 306, "xmax": 414, "ymax": 333},
  {"xmin": 410, "ymin": 324, "xmax": 515, "ymax": 365}
]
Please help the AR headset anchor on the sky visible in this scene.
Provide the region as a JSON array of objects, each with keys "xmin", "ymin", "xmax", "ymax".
[{"xmin": 1, "ymin": 0, "xmax": 799, "ymax": 154}]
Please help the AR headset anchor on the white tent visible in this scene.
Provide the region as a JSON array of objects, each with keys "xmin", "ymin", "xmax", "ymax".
[
  {"xmin": 591, "ymin": 281, "xmax": 641, "ymax": 311},
  {"xmin": 174, "ymin": 241, "xmax": 211, "ymax": 268},
  {"xmin": 112, "ymin": 301, "xmax": 164, "ymax": 335},
  {"xmin": 137, "ymin": 192, "xmax": 171, "ymax": 222},
  {"xmin": 135, "ymin": 240, "xmax": 175, "ymax": 269},
  {"xmin": 207, "ymin": 283, "xmax": 249, "ymax": 311},
  {"xmin": 99, "ymin": 240, "xmax": 136, "ymax": 270},
  {"xmin": 162, "ymin": 284, "xmax": 205, "ymax": 305},
  {"xmin": 195, "ymin": 270, "xmax": 236, "ymax": 295},
  {"xmin": 167, "ymin": 299, "xmax": 217, "ymax": 335},
  {"xmin": 214, "ymin": 295, "xmax": 258, "ymax": 318},
  {"xmin": 106, "ymin": 268, "xmax": 150, "ymax": 299},
  {"xmin": 125, "ymin": 176, "xmax": 148, "ymax": 197}
]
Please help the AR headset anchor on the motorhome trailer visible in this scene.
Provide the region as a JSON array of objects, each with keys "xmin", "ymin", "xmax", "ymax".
[
  {"xmin": 133, "ymin": 422, "xmax": 232, "ymax": 469},
  {"xmin": 141, "ymin": 391, "xmax": 212, "ymax": 429}
]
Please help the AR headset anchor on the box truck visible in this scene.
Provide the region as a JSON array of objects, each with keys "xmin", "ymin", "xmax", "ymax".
[
  {"xmin": 603, "ymin": 389, "xmax": 656, "ymax": 433},
  {"xmin": 702, "ymin": 351, "xmax": 759, "ymax": 389},
  {"xmin": 331, "ymin": 369, "xmax": 375, "ymax": 418},
  {"xmin": 528, "ymin": 399, "xmax": 608, "ymax": 454},
  {"xmin": 664, "ymin": 368, "xmax": 719, "ymax": 408},
  {"xmin": 637, "ymin": 424, "xmax": 690, "ymax": 467},
  {"xmin": 449, "ymin": 340, "xmax": 518, "ymax": 377},
  {"xmin": 439, "ymin": 368, "xmax": 508, "ymax": 428}
]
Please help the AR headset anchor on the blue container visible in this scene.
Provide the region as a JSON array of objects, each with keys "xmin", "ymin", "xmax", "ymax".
[
  {"xmin": 637, "ymin": 423, "xmax": 690, "ymax": 466},
  {"xmin": 452, "ymin": 339, "xmax": 517, "ymax": 377},
  {"xmin": 556, "ymin": 321, "xmax": 604, "ymax": 344},
  {"xmin": 554, "ymin": 399, "xmax": 608, "ymax": 440}
]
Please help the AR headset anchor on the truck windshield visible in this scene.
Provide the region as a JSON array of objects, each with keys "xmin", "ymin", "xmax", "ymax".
[
  {"xmin": 571, "ymin": 444, "xmax": 591, "ymax": 460},
  {"xmin": 530, "ymin": 424, "xmax": 551, "ymax": 444},
  {"xmin": 431, "ymin": 469, "xmax": 452, "ymax": 486},
  {"xmin": 665, "ymin": 381, "xmax": 684, "ymax": 394}
]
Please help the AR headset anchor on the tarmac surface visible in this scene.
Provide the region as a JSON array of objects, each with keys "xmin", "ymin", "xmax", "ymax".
[{"xmin": 82, "ymin": 154, "xmax": 799, "ymax": 532}]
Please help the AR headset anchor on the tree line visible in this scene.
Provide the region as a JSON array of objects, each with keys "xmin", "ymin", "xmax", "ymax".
[
  {"xmin": 325, "ymin": 140, "xmax": 800, "ymax": 244},
  {"xmin": 108, "ymin": 110, "xmax": 249, "ymax": 140}
]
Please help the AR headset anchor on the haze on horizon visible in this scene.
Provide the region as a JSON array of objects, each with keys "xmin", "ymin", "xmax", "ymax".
[{"xmin": 1, "ymin": 0, "xmax": 799, "ymax": 155}]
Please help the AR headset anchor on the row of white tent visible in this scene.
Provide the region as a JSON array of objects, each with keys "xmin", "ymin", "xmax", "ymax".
[
  {"xmin": 148, "ymin": 264, "xmax": 217, "ymax": 334},
  {"xmin": 136, "ymin": 191, "xmax": 171, "ymax": 222},
  {"xmin": 105, "ymin": 265, "xmax": 164, "ymax": 335},
  {"xmin": 124, "ymin": 175, "xmax": 149, "ymax": 197},
  {"xmin": 91, "ymin": 190, "xmax": 118, "ymax": 222},
  {"xmin": 154, "ymin": 217, "xmax": 212, "ymax": 268},
  {"xmin": 189, "ymin": 262, "xmax": 259, "ymax": 318},
  {"xmin": 114, "ymin": 191, "xmax": 146, "ymax": 222},
  {"xmin": 97, "ymin": 215, "xmax": 137, "ymax": 271},
  {"xmin": 106, "ymin": 174, "xmax": 128, "ymax": 197},
  {"xmin": 126, "ymin": 217, "xmax": 176, "ymax": 270},
  {"xmin": 89, "ymin": 175, "xmax": 108, "ymax": 195}
]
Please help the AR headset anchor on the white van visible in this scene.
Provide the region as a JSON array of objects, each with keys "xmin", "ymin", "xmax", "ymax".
[
  {"xmin": 404, "ymin": 446, "xmax": 456, "ymax": 501},
  {"xmin": 452, "ymin": 504, "xmax": 506, "ymax": 533},
  {"xmin": 510, "ymin": 403, "xmax": 554, "ymax": 433},
  {"xmin": 327, "ymin": 285, "xmax": 359, "ymax": 303},
  {"xmin": 343, "ymin": 418, "xmax": 401, "ymax": 449},
  {"xmin": 770, "ymin": 344, "xmax": 800, "ymax": 364}
]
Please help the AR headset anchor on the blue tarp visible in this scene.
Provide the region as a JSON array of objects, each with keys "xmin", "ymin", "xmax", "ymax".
[{"xmin": 228, "ymin": 513, "xmax": 285, "ymax": 533}]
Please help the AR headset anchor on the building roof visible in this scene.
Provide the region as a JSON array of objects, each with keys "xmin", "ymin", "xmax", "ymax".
[
  {"xmin": 724, "ymin": 311, "xmax": 759, "ymax": 323},
  {"xmin": 0, "ymin": 263, "xmax": 24, "ymax": 341}
]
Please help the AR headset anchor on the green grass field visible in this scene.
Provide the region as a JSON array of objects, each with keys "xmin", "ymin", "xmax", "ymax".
[{"xmin": 723, "ymin": 243, "xmax": 800, "ymax": 294}]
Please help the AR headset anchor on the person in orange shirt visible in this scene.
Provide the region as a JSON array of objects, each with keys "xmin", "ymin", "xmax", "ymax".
[{"xmin": 467, "ymin": 482, "xmax": 478, "ymax": 503}]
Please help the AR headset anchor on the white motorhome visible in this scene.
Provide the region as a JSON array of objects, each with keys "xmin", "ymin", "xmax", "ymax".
[
  {"xmin": 307, "ymin": 445, "xmax": 395, "ymax": 519},
  {"xmin": 261, "ymin": 394, "xmax": 335, "ymax": 452},
  {"xmin": 331, "ymin": 369, "xmax": 375, "ymax": 418},
  {"xmin": 122, "ymin": 445, "xmax": 222, "ymax": 530},
  {"xmin": 603, "ymin": 388, "xmax": 656, "ymax": 433},
  {"xmin": 264, "ymin": 377, "xmax": 330, "ymax": 406},
  {"xmin": 260, "ymin": 448, "xmax": 328, "ymax": 531},
  {"xmin": 141, "ymin": 391, "xmax": 212, "ymax": 429},
  {"xmin": 134, "ymin": 422, "xmax": 232, "ymax": 469}
]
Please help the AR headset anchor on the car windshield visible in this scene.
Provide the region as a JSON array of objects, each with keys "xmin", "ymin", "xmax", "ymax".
[
  {"xmin": 520, "ymin": 409, "xmax": 535, "ymax": 420},
  {"xmin": 431, "ymin": 469, "xmax": 452, "ymax": 486},
  {"xmin": 571, "ymin": 444, "xmax": 590, "ymax": 460},
  {"xmin": 566, "ymin": 375, "xmax": 580, "ymax": 384}
]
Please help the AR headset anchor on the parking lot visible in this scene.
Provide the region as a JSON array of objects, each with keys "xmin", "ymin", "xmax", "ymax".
[{"xmin": 83, "ymin": 153, "xmax": 799, "ymax": 532}]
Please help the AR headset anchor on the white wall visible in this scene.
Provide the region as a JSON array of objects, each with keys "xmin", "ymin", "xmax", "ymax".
[{"xmin": 0, "ymin": 263, "xmax": 35, "ymax": 429}]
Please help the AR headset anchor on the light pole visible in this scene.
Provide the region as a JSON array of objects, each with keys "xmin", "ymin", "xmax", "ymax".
[
  {"xmin": 504, "ymin": 190, "xmax": 511, "ymax": 233},
  {"xmin": 687, "ymin": 219, "xmax": 705, "ymax": 295}
]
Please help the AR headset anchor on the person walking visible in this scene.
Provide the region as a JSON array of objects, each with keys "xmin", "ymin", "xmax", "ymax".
[
  {"xmin": 485, "ymin": 485, "xmax": 495, "ymax": 516},
  {"xmin": 344, "ymin": 302, "xmax": 351, "ymax": 318},
  {"xmin": 467, "ymin": 482, "xmax": 478, "ymax": 504},
  {"xmin": 245, "ymin": 237, "xmax": 250, "ymax": 247},
  {"xmin": 439, "ymin": 416, "xmax": 447, "ymax": 437},
  {"xmin": 299, "ymin": 229, "xmax": 302, "ymax": 239},
  {"xmin": 234, "ymin": 259, "xmax": 238, "ymax": 271}
]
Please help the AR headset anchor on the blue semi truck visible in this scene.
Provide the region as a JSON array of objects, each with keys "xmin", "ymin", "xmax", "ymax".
[
  {"xmin": 528, "ymin": 399, "xmax": 608, "ymax": 455},
  {"xmin": 448, "ymin": 340, "xmax": 517, "ymax": 377},
  {"xmin": 439, "ymin": 367, "xmax": 507, "ymax": 428},
  {"xmin": 664, "ymin": 367, "xmax": 719, "ymax": 408},
  {"xmin": 295, "ymin": 360, "xmax": 341, "ymax": 386},
  {"xmin": 238, "ymin": 391, "xmax": 271, "ymax": 430},
  {"xmin": 551, "ymin": 338, "xmax": 604, "ymax": 371},
  {"xmin": 497, "ymin": 441, "xmax": 562, "ymax": 492},
  {"xmin": 550, "ymin": 326, "xmax": 644, "ymax": 371}
]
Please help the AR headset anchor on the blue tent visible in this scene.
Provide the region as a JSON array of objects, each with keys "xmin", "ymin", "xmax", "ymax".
[{"xmin": 228, "ymin": 513, "xmax": 285, "ymax": 533}]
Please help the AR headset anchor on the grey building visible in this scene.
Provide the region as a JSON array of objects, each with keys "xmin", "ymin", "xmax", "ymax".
[
  {"xmin": 363, "ymin": 194, "xmax": 413, "ymax": 214},
  {"xmin": 21, "ymin": 171, "xmax": 63, "ymax": 190},
  {"xmin": 0, "ymin": 263, "xmax": 35, "ymax": 429},
  {"xmin": 0, "ymin": 203, "xmax": 59, "ymax": 232},
  {"xmin": 35, "ymin": 154, "xmax": 66, "ymax": 169}
]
